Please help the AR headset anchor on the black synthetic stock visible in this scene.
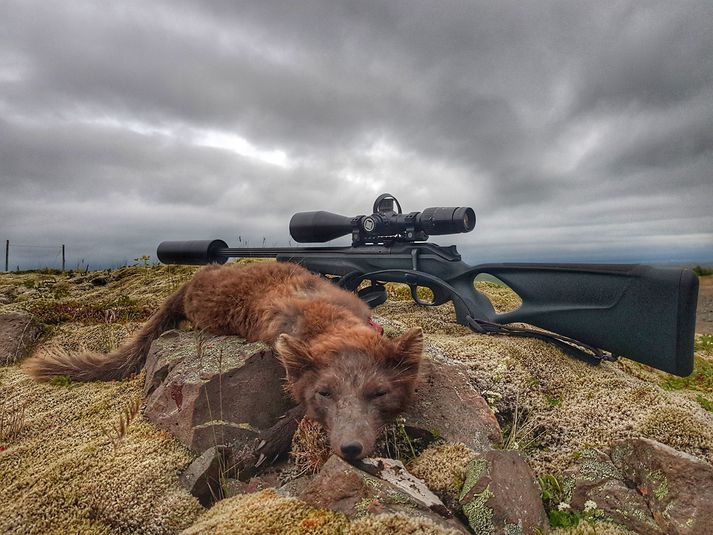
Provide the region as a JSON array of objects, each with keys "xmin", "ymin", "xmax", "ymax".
[{"xmin": 466, "ymin": 264, "xmax": 698, "ymax": 376}]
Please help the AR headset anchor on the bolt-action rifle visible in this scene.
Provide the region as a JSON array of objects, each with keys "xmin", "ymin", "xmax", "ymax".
[{"xmin": 157, "ymin": 193, "xmax": 699, "ymax": 376}]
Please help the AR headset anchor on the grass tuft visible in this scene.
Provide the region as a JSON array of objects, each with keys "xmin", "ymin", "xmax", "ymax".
[
  {"xmin": 101, "ymin": 396, "xmax": 142, "ymax": 450},
  {"xmin": 0, "ymin": 398, "xmax": 26, "ymax": 447}
]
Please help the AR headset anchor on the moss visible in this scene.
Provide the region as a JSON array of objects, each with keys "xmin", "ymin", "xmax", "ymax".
[
  {"xmin": 694, "ymin": 334, "xmax": 713, "ymax": 353},
  {"xmin": 0, "ymin": 367, "xmax": 202, "ymax": 535},
  {"xmin": 548, "ymin": 520, "xmax": 636, "ymax": 534},
  {"xmin": 48, "ymin": 374, "xmax": 74, "ymax": 388},
  {"xmin": 638, "ymin": 407, "xmax": 713, "ymax": 459},
  {"xmin": 696, "ymin": 393, "xmax": 713, "ymax": 412},
  {"xmin": 183, "ymin": 489, "xmax": 348, "ymax": 535},
  {"xmin": 408, "ymin": 442, "xmax": 477, "ymax": 506},
  {"xmin": 346, "ymin": 512, "xmax": 461, "ymax": 535}
]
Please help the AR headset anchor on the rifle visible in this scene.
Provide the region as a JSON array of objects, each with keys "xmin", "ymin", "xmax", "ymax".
[{"xmin": 157, "ymin": 193, "xmax": 699, "ymax": 376}]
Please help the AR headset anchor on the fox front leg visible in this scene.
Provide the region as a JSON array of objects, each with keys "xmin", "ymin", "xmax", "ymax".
[{"xmin": 254, "ymin": 404, "xmax": 306, "ymax": 469}]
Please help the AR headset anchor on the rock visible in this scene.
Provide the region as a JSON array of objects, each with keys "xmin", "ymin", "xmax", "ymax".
[
  {"xmin": 143, "ymin": 331, "xmax": 294, "ymax": 453},
  {"xmin": 459, "ymin": 449, "xmax": 548, "ymax": 535},
  {"xmin": 278, "ymin": 474, "xmax": 315, "ymax": 498},
  {"xmin": 222, "ymin": 474, "xmax": 278, "ymax": 498},
  {"xmin": 402, "ymin": 358, "xmax": 502, "ymax": 451},
  {"xmin": 565, "ymin": 449, "xmax": 663, "ymax": 535},
  {"xmin": 611, "ymin": 437, "xmax": 713, "ymax": 535},
  {"xmin": 180, "ymin": 445, "xmax": 231, "ymax": 506},
  {"xmin": 0, "ymin": 312, "xmax": 42, "ymax": 365},
  {"xmin": 299, "ymin": 455, "xmax": 470, "ymax": 534},
  {"xmin": 358, "ymin": 457, "xmax": 453, "ymax": 518}
]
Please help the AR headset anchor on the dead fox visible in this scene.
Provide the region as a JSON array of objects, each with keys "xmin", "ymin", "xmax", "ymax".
[{"xmin": 24, "ymin": 262, "xmax": 423, "ymax": 461}]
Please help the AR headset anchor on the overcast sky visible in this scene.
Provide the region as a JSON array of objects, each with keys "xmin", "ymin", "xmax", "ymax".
[{"xmin": 1, "ymin": 0, "xmax": 712, "ymax": 270}]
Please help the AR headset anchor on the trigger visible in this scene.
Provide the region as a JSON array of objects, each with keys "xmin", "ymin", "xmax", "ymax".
[
  {"xmin": 357, "ymin": 283, "xmax": 388, "ymax": 308},
  {"xmin": 410, "ymin": 284, "xmax": 425, "ymax": 305}
]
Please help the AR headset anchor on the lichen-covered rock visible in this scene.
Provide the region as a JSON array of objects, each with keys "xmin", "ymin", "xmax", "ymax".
[
  {"xmin": 143, "ymin": 330, "xmax": 294, "ymax": 452},
  {"xmin": 0, "ymin": 312, "xmax": 41, "ymax": 365},
  {"xmin": 402, "ymin": 357, "xmax": 502, "ymax": 451},
  {"xmin": 459, "ymin": 449, "xmax": 548, "ymax": 535},
  {"xmin": 358, "ymin": 457, "xmax": 453, "ymax": 518},
  {"xmin": 299, "ymin": 455, "xmax": 470, "ymax": 534},
  {"xmin": 611, "ymin": 437, "xmax": 713, "ymax": 535},
  {"xmin": 564, "ymin": 449, "xmax": 663, "ymax": 534}
]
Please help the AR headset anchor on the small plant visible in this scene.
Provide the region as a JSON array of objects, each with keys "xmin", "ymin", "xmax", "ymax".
[
  {"xmin": 101, "ymin": 396, "xmax": 141, "ymax": 450},
  {"xmin": 290, "ymin": 418, "xmax": 331, "ymax": 477},
  {"xmin": 695, "ymin": 335, "xmax": 713, "ymax": 353},
  {"xmin": 377, "ymin": 416, "xmax": 426, "ymax": 462},
  {"xmin": 133, "ymin": 255, "xmax": 151, "ymax": 267},
  {"xmin": 544, "ymin": 394, "xmax": 562, "ymax": 408},
  {"xmin": 0, "ymin": 398, "xmax": 26, "ymax": 446},
  {"xmin": 49, "ymin": 375, "xmax": 74, "ymax": 388},
  {"xmin": 538, "ymin": 475, "xmax": 603, "ymax": 528},
  {"xmin": 546, "ymin": 500, "xmax": 604, "ymax": 528},
  {"xmin": 501, "ymin": 393, "xmax": 541, "ymax": 451},
  {"xmin": 538, "ymin": 473, "xmax": 568, "ymax": 511}
]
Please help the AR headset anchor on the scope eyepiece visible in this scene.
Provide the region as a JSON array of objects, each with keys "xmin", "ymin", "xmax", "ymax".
[
  {"xmin": 289, "ymin": 194, "xmax": 475, "ymax": 244},
  {"xmin": 419, "ymin": 206, "xmax": 475, "ymax": 235}
]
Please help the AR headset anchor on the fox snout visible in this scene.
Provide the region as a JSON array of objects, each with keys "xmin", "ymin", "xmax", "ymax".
[
  {"xmin": 339, "ymin": 441, "xmax": 364, "ymax": 460},
  {"xmin": 330, "ymin": 418, "xmax": 377, "ymax": 461}
]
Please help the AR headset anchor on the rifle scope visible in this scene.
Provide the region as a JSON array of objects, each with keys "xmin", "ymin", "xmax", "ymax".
[{"xmin": 290, "ymin": 193, "xmax": 475, "ymax": 244}]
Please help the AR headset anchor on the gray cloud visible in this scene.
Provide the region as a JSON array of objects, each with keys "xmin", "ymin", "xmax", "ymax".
[{"xmin": 1, "ymin": 0, "xmax": 711, "ymax": 270}]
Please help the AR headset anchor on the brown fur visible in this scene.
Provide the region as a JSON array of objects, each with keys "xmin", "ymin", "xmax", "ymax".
[{"xmin": 24, "ymin": 262, "xmax": 423, "ymax": 460}]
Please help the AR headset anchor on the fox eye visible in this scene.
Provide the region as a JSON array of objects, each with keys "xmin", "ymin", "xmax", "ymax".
[
  {"xmin": 317, "ymin": 389, "xmax": 332, "ymax": 398},
  {"xmin": 369, "ymin": 389, "xmax": 389, "ymax": 399}
]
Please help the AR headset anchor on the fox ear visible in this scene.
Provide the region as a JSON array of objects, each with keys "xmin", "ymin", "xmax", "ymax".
[
  {"xmin": 390, "ymin": 327, "xmax": 423, "ymax": 374},
  {"xmin": 275, "ymin": 334, "xmax": 314, "ymax": 382}
]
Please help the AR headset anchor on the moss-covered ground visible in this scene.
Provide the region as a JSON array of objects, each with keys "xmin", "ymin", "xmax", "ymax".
[{"xmin": 1, "ymin": 265, "xmax": 711, "ymax": 534}]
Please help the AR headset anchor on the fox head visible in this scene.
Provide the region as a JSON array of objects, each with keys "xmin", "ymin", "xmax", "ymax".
[{"xmin": 275, "ymin": 327, "xmax": 423, "ymax": 461}]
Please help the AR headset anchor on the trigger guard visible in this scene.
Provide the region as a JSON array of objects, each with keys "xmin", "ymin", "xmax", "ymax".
[{"xmin": 409, "ymin": 284, "xmax": 425, "ymax": 305}]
